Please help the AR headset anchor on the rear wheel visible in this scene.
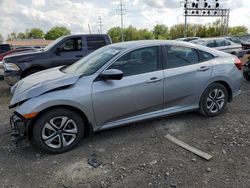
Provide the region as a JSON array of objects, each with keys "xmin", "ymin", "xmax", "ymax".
[
  {"xmin": 33, "ymin": 108, "xmax": 84, "ymax": 154},
  {"xmin": 199, "ymin": 83, "xmax": 228, "ymax": 117},
  {"xmin": 243, "ymin": 69, "xmax": 250, "ymax": 81}
]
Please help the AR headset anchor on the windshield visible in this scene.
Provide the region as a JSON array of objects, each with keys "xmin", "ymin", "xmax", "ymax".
[
  {"xmin": 63, "ymin": 46, "xmax": 123, "ymax": 76},
  {"xmin": 44, "ymin": 37, "xmax": 64, "ymax": 51}
]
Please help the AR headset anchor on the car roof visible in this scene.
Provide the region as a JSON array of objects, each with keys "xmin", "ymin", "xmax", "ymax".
[
  {"xmin": 108, "ymin": 40, "xmax": 230, "ymax": 57},
  {"xmin": 63, "ymin": 34, "xmax": 110, "ymax": 38},
  {"xmin": 108, "ymin": 40, "xmax": 199, "ymax": 48},
  {"xmin": 108, "ymin": 40, "xmax": 222, "ymax": 50},
  {"xmin": 193, "ymin": 37, "xmax": 232, "ymax": 41}
]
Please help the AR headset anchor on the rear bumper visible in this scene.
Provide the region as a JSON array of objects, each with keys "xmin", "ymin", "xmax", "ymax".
[
  {"xmin": 4, "ymin": 71, "xmax": 20, "ymax": 86},
  {"xmin": 10, "ymin": 112, "xmax": 30, "ymax": 146}
]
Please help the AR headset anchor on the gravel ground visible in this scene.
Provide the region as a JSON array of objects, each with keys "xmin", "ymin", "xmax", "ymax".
[{"xmin": 0, "ymin": 79, "xmax": 249, "ymax": 188}]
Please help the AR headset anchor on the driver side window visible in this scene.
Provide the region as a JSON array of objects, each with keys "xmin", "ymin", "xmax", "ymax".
[
  {"xmin": 60, "ymin": 38, "xmax": 82, "ymax": 52},
  {"xmin": 108, "ymin": 47, "xmax": 158, "ymax": 77}
]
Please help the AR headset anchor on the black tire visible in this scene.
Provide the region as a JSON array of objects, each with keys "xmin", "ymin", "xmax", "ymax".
[
  {"xmin": 243, "ymin": 70, "xmax": 250, "ymax": 81},
  {"xmin": 23, "ymin": 68, "xmax": 42, "ymax": 78},
  {"xmin": 199, "ymin": 83, "xmax": 228, "ymax": 117},
  {"xmin": 33, "ymin": 108, "xmax": 84, "ymax": 154}
]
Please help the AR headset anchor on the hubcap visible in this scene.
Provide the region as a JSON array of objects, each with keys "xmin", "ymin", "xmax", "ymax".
[
  {"xmin": 206, "ymin": 89, "xmax": 225, "ymax": 114},
  {"xmin": 42, "ymin": 116, "xmax": 78, "ymax": 149}
]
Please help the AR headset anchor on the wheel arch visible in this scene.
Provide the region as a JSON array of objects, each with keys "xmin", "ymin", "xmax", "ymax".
[
  {"xmin": 21, "ymin": 65, "xmax": 46, "ymax": 78},
  {"xmin": 27, "ymin": 105, "xmax": 93, "ymax": 141},
  {"xmin": 213, "ymin": 80, "xmax": 233, "ymax": 102}
]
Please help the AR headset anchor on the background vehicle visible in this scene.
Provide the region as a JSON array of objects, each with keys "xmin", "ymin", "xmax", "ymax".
[
  {"xmin": 9, "ymin": 40, "xmax": 243, "ymax": 153},
  {"xmin": 243, "ymin": 54, "xmax": 250, "ymax": 81},
  {"xmin": 242, "ymin": 39, "xmax": 250, "ymax": 50},
  {"xmin": 0, "ymin": 47, "xmax": 37, "ymax": 61},
  {"xmin": 0, "ymin": 47, "xmax": 38, "ymax": 78},
  {"xmin": 243, "ymin": 61, "xmax": 250, "ymax": 81},
  {"xmin": 224, "ymin": 36, "xmax": 242, "ymax": 44},
  {"xmin": 3, "ymin": 34, "xmax": 112, "ymax": 85},
  {"xmin": 176, "ymin": 37, "xmax": 200, "ymax": 42},
  {"xmin": 0, "ymin": 44, "xmax": 11, "ymax": 54},
  {"xmin": 191, "ymin": 38, "xmax": 242, "ymax": 55}
]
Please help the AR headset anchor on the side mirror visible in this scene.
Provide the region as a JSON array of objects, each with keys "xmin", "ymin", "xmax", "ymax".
[{"xmin": 100, "ymin": 69, "xmax": 123, "ymax": 80}]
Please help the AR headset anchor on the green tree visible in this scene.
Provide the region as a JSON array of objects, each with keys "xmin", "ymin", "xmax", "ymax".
[
  {"xmin": 195, "ymin": 25, "xmax": 207, "ymax": 38},
  {"xmin": 169, "ymin": 24, "xmax": 185, "ymax": 39},
  {"xmin": 7, "ymin": 32, "xmax": 17, "ymax": 40},
  {"xmin": 45, "ymin": 26, "xmax": 71, "ymax": 40},
  {"xmin": 124, "ymin": 26, "xmax": 140, "ymax": 41},
  {"xmin": 107, "ymin": 27, "xmax": 122, "ymax": 43},
  {"xmin": 17, "ymin": 32, "xmax": 26, "ymax": 39},
  {"xmin": 228, "ymin": 26, "xmax": 248, "ymax": 35},
  {"xmin": 28, "ymin": 28, "xmax": 44, "ymax": 39},
  {"xmin": 153, "ymin": 24, "xmax": 170, "ymax": 39},
  {"xmin": 138, "ymin": 29, "xmax": 154, "ymax": 40},
  {"xmin": 205, "ymin": 19, "xmax": 221, "ymax": 37}
]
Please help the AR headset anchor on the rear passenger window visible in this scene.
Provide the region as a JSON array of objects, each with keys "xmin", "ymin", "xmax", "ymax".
[
  {"xmin": 87, "ymin": 36, "xmax": 107, "ymax": 50},
  {"xmin": 198, "ymin": 50, "xmax": 215, "ymax": 62},
  {"xmin": 165, "ymin": 46, "xmax": 199, "ymax": 69}
]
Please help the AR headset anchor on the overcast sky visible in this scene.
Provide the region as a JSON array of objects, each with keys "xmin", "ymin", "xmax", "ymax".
[{"xmin": 0, "ymin": 0, "xmax": 249, "ymax": 38}]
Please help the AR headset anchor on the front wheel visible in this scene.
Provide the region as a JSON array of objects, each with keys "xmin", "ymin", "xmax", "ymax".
[
  {"xmin": 199, "ymin": 83, "xmax": 228, "ymax": 117},
  {"xmin": 33, "ymin": 108, "xmax": 84, "ymax": 154}
]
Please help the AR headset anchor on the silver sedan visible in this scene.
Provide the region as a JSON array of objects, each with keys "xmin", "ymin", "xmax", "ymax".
[{"xmin": 9, "ymin": 40, "xmax": 243, "ymax": 153}]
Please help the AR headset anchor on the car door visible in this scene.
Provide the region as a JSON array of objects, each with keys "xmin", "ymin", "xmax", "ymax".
[
  {"xmin": 51, "ymin": 37, "xmax": 84, "ymax": 67},
  {"xmin": 92, "ymin": 46, "xmax": 164, "ymax": 126},
  {"xmin": 163, "ymin": 45, "xmax": 213, "ymax": 110}
]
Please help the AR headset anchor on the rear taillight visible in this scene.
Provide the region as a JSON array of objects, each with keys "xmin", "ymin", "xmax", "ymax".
[
  {"xmin": 234, "ymin": 57, "xmax": 242, "ymax": 70},
  {"xmin": 0, "ymin": 56, "xmax": 3, "ymax": 61}
]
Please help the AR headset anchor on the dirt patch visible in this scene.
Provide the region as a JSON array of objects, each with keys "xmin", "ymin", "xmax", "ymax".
[{"xmin": 0, "ymin": 80, "xmax": 249, "ymax": 188}]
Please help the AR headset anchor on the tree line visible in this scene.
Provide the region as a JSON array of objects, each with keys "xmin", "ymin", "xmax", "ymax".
[
  {"xmin": 6, "ymin": 26, "xmax": 71, "ymax": 40},
  {"xmin": 108, "ymin": 20, "xmax": 249, "ymax": 43},
  {"xmin": 3, "ymin": 20, "xmax": 249, "ymax": 42}
]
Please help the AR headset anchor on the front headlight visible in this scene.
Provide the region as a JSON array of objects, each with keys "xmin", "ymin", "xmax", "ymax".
[{"xmin": 4, "ymin": 63, "xmax": 20, "ymax": 71}]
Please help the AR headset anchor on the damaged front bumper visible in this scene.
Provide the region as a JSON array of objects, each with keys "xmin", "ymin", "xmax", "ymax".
[{"xmin": 10, "ymin": 112, "xmax": 31, "ymax": 147}]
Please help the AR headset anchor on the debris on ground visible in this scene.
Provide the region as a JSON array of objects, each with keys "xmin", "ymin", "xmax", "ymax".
[
  {"xmin": 165, "ymin": 134, "xmax": 213, "ymax": 161},
  {"xmin": 87, "ymin": 154, "xmax": 102, "ymax": 168}
]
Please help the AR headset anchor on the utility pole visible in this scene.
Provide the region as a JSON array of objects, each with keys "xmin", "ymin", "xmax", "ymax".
[
  {"xmin": 184, "ymin": 0, "xmax": 188, "ymax": 38},
  {"xmin": 98, "ymin": 16, "xmax": 103, "ymax": 34},
  {"xmin": 88, "ymin": 24, "xmax": 91, "ymax": 34},
  {"xmin": 117, "ymin": 0, "xmax": 126, "ymax": 42}
]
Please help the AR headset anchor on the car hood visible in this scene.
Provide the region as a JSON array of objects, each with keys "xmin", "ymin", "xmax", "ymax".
[
  {"xmin": 10, "ymin": 66, "xmax": 81, "ymax": 107},
  {"xmin": 4, "ymin": 50, "xmax": 45, "ymax": 63}
]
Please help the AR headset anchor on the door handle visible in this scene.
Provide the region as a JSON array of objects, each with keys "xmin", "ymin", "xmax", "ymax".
[
  {"xmin": 197, "ymin": 66, "xmax": 210, "ymax": 72},
  {"xmin": 76, "ymin": 55, "xmax": 83, "ymax": 58},
  {"xmin": 146, "ymin": 77, "xmax": 162, "ymax": 83}
]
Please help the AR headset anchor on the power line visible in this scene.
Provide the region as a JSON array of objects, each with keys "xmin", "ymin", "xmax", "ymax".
[
  {"xmin": 117, "ymin": 0, "xmax": 126, "ymax": 42},
  {"xmin": 98, "ymin": 16, "xmax": 103, "ymax": 34}
]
